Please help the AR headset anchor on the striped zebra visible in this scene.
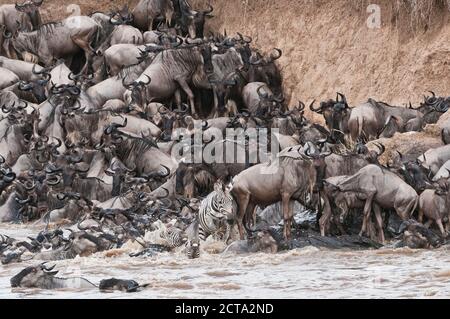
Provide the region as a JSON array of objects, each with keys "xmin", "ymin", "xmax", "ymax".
[
  {"xmin": 160, "ymin": 227, "xmax": 187, "ymax": 249},
  {"xmin": 185, "ymin": 216, "xmax": 201, "ymax": 259},
  {"xmin": 198, "ymin": 181, "xmax": 236, "ymax": 243}
]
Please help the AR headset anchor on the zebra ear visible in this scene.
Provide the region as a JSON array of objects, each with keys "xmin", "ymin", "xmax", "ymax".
[{"xmin": 214, "ymin": 180, "xmax": 225, "ymax": 193}]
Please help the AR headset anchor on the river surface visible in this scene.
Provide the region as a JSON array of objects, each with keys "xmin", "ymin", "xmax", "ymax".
[{"xmin": 1, "ymin": 223, "xmax": 450, "ymax": 299}]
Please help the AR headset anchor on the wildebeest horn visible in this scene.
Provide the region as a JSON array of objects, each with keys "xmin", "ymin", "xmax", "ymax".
[
  {"xmin": 202, "ymin": 3, "xmax": 214, "ymax": 15},
  {"xmin": 57, "ymin": 193, "xmax": 68, "ymax": 201},
  {"xmin": 32, "ymin": 64, "xmax": 45, "ymax": 75},
  {"xmin": 236, "ymin": 32, "xmax": 252, "ymax": 43},
  {"xmin": 24, "ymin": 180, "xmax": 35, "ymax": 191},
  {"xmin": 4, "ymin": 172, "xmax": 16, "ymax": 183},
  {"xmin": 257, "ymin": 85, "xmax": 269, "ymax": 99},
  {"xmin": 46, "ymin": 176, "xmax": 62, "ymax": 186},
  {"xmin": 15, "ymin": 196, "xmax": 31, "ymax": 205},
  {"xmin": 272, "ymin": 94, "xmax": 285, "ymax": 103},
  {"xmin": 396, "ymin": 151, "xmax": 404, "ymax": 160},
  {"xmin": 171, "ymin": 36, "xmax": 184, "ymax": 48},
  {"xmin": 373, "ymin": 142, "xmax": 385, "ymax": 156},
  {"xmin": 269, "ymin": 48, "xmax": 282, "ymax": 61},
  {"xmin": 296, "ymin": 101, "xmax": 305, "ymax": 112},
  {"xmin": 37, "ymin": 72, "xmax": 51, "ymax": 86},
  {"xmin": 68, "ymin": 72, "xmax": 79, "ymax": 81},
  {"xmin": 175, "ymin": 103, "xmax": 189, "ymax": 114},
  {"xmin": 157, "ymin": 187, "xmax": 170, "ymax": 199},
  {"xmin": 33, "ymin": 0, "xmax": 44, "ymax": 6},
  {"xmin": 138, "ymin": 75, "xmax": 151, "ymax": 86},
  {"xmin": 337, "ymin": 93, "xmax": 349, "ymax": 108},
  {"xmin": 67, "ymin": 86, "xmax": 81, "ymax": 96},
  {"xmin": 122, "ymin": 75, "xmax": 135, "ymax": 89},
  {"xmin": 202, "ymin": 120, "xmax": 210, "ymax": 130},
  {"xmin": 309, "ymin": 100, "xmax": 321, "ymax": 113},
  {"xmin": 0, "ymin": 155, "xmax": 5, "ymax": 164},
  {"xmin": 2, "ymin": 27, "xmax": 12, "ymax": 39},
  {"xmin": 18, "ymin": 81, "xmax": 33, "ymax": 91}
]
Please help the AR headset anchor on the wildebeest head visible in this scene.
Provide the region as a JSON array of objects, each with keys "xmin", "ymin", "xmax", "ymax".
[
  {"xmin": 390, "ymin": 151, "xmax": 431, "ymax": 193},
  {"xmin": 208, "ymin": 73, "xmax": 238, "ymax": 115},
  {"xmin": 109, "ymin": 5, "xmax": 134, "ymax": 26},
  {"xmin": 15, "ymin": 0, "xmax": 43, "ymax": 30},
  {"xmin": 10, "ymin": 263, "xmax": 58, "ymax": 288},
  {"xmin": 176, "ymin": 163, "xmax": 216, "ymax": 199},
  {"xmin": 17, "ymin": 65, "xmax": 51, "ymax": 103},
  {"xmin": 179, "ymin": 0, "xmax": 213, "ymax": 39},
  {"xmin": 255, "ymin": 85, "xmax": 284, "ymax": 118},
  {"xmin": 0, "ymin": 162, "xmax": 16, "ymax": 194},
  {"xmin": 311, "ymin": 93, "xmax": 350, "ymax": 143},
  {"xmin": 301, "ymin": 142, "xmax": 332, "ymax": 191},
  {"xmin": 158, "ymin": 104, "xmax": 188, "ymax": 142},
  {"xmin": 123, "ymin": 75, "xmax": 151, "ymax": 112}
]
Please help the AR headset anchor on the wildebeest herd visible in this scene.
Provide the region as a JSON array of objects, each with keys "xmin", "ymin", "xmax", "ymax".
[{"xmin": 1, "ymin": 0, "xmax": 450, "ymax": 292}]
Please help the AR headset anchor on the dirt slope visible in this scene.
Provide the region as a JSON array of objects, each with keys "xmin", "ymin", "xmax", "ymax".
[{"xmin": 2, "ymin": 0, "xmax": 450, "ymax": 122}]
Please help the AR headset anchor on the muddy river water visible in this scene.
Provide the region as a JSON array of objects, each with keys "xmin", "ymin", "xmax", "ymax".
[{"xmin": 1, "ymin": 223, "xmax": 449, "ymax": 299}]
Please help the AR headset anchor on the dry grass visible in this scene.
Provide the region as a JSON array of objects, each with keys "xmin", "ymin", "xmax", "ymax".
[{"xmin": 393, "ymin": 0, "xmax": 450, "ymax": 31}]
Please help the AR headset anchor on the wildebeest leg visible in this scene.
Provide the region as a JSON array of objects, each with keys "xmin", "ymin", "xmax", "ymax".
[
  {"xmin": 319, "ymin": 196, "xmax": 332, "ymax": 236},
  {"xmin": 281, "ymin": 193, "xmax": 293, "ymax": 240},
  {"xmin": 236, "ymin": 193, "xmax": 250, "ymax": 240},
  {"xmin": 373, "ymin": 204, "xmax": 385, "ymax": 244},
  {"xmin": 175, "ymin": 78, "xmax": 196, "ymax": 116},
  {"xmin": 245, "ymin": 202, "xmax": 256, "ymax": 235},
  {"xmin": 418, "ymin": 207, "xmax": 424, "ymax": 224},
  {"xmin": 435, "ymin": 219, "xmax": 446, "ymax": 236},
  {"xmin": 359, "ymin": 193, "xmax": 375, "ymax": 237},
  {"xmin": 71, "ymin": 29, "xmax": 98, "ymax": 74},
  {"xmin": 174, "ymin": 89, "xmax": 182, "ymax": 110}
]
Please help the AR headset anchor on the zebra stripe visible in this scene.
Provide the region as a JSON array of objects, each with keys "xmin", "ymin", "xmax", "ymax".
[{"xmin": 160, "ymin": 228, "xmax": 187, "ymax": 248}]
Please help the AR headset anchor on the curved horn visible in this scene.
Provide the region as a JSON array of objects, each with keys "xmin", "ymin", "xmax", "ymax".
[
  {"xmin": 3, "ymin": 172, "xmax": 16, "ymax": 183},
  {"xmin": 309, "ymin": 99, "xmax": 321, "ymax": 113},
  {"xmin": 156, "ymin": 187, "xmax": 170, "ymax": 199},
  {"xmin": 257, "ymin": 85, "xmax": 269, "ymax": 99},
  {"xmin": 46, "ymin": 176, "xmax": 62, "ymax": 186},
  {"xmin": 138, "ymin": 75, "xmax": 151, "ymax": 86},
  {"xmin": 373, "ymin": 142, "xmax": 385, "ymax": 156},
  {"xmin": 202, "ymin": 3, "xmax": 214, "ymax": 15},
  {"xmin": 269, "ymin": 48, "xmax": 282, "ymax": 61},
  {"xmin": 337, "ymin": 93, "xmax": 349, "ymax": 108}
]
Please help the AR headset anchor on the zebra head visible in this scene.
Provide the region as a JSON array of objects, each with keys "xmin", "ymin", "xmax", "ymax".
[{"xmin": 213, "ymin": 181, "xmax": 235, "ymax": 220}]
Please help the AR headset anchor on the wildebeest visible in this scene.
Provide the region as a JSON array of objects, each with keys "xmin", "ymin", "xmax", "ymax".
[
  {"xmin": 0, "ymin": 0, "xmax": 43, "ymax": 35},
  {"xmin": 123, "ymin": 43, "xmax": 213, "ymax": 116},
  {"xmin": 231, "ymin": 144, "xmax": 331, "ymax": 240},
  {"xmin": 5, "ymin": 16, "xmax": 100, "ymax": 70}
]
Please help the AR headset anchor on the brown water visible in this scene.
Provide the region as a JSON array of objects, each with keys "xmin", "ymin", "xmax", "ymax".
[{"xmin": 1, "ymin": 224, "xmax": 450, "ymax": 299}]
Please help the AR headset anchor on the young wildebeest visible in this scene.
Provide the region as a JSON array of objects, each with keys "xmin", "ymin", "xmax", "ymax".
[{"xmin": 231, "ymin": 144, "xmax": 331, "ymax": 241}]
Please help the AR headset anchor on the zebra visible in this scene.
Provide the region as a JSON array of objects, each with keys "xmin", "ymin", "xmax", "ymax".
[
  {"xmin": 185, "ymin": 216, "xmax": 201, "ymax": 259},
  {"xmin": 198, "ymin": 181, "xmax": 236, "ymax": 243},
  {"xmin": 160, "ymin": 227, "xmax": 187, "ymax": 249}
]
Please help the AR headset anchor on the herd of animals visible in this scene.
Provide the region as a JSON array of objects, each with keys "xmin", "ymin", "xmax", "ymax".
[{"xmin": 1, "ymin": 0, "xmax": 450, "ymax": 292}]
